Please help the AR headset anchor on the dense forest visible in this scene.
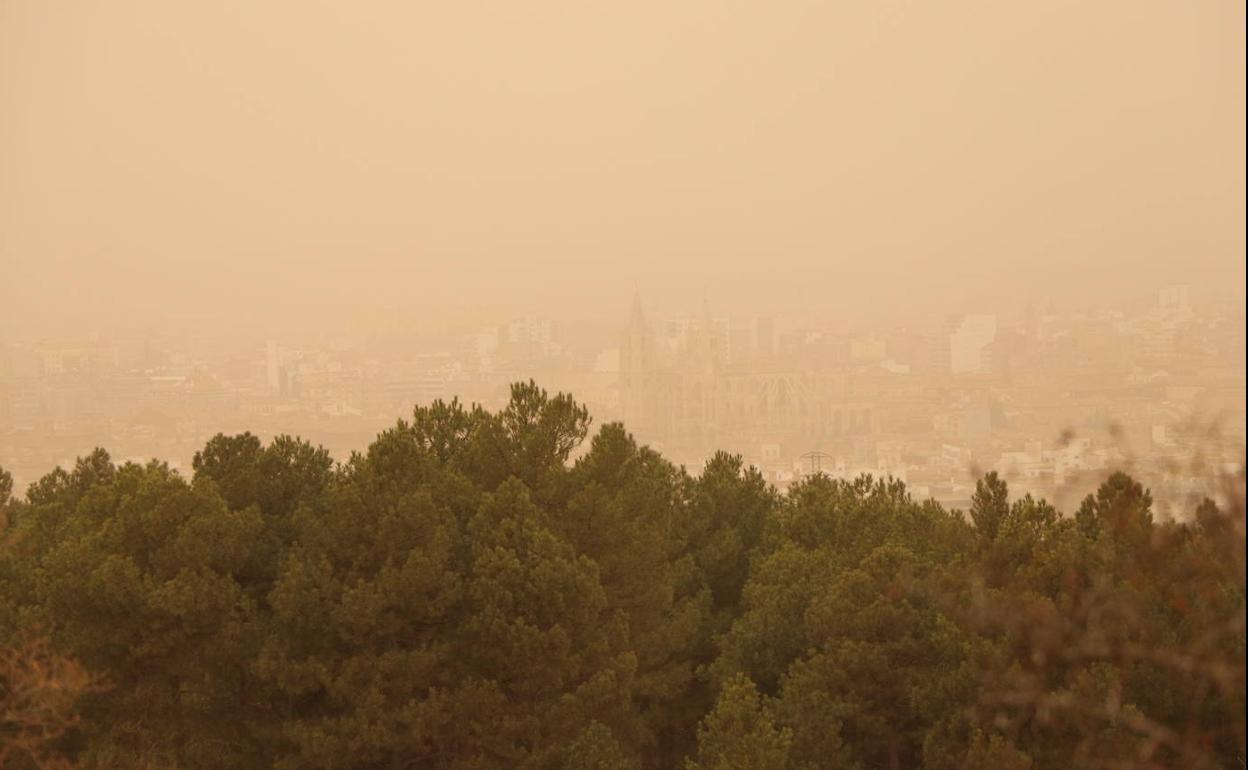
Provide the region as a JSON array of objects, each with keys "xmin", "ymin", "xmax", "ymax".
[{"xmin": 1, "ymin": 382, "xmax": 1243, "ymax": 770}]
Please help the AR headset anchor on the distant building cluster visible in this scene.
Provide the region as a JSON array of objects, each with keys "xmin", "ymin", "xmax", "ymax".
[
  {"xmin": 1, "ymin": 284, "xmax": 1243, "ymax": 515},
  {"xmin": 620, "ymin": 294, "xmax": 876, "ymax": 465}
]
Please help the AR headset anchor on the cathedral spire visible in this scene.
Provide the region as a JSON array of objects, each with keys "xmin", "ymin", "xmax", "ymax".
[{"xmin": 629, "ymin": 289, "xmax": 646, "ymax": 330}]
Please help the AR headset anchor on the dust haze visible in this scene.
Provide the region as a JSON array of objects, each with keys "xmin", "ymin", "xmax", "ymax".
[
  {"xmin": 2, "ymin": 0, "xmax": 1244, "ymax": 338},
  {"xmin": 1, "ymin": 4, "xmax": 1247, "ymax": 767},
  {"xmin": 0, "ymin": 0, "xmax": 1244, "ymax": 507}
]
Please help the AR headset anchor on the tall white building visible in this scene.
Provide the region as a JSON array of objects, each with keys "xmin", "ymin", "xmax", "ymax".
[
  {"xmin": 265, "ymin": 340, "xmax": 281, "ymax": 393},
  {"xmin": 949, "ymin": 315, "xmax": 997, "ymax": 375}
]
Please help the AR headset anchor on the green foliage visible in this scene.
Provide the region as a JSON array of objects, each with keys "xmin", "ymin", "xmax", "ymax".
[
  {"xmin": 960, "ymin": 730, "xmax": 1032, "ymax": 770},
  {"xmin": 193, "ymin": 432, "xmax": 333, "ymax": 519},
  {"xmin": 684, "ymin": 675, "xmax": 794, "ymax": 770},
  {"xmin": 0, "ymin": 465, "xmax": 12, "ymax": 510},
  {"xmin": 970, "ymin": 470, "xmax": 1010, "ymax": 541},
  {"xmin": 0, "ymin": 388, "xmax": 1242, "ymax": 770},
  {"xmin": 560, "ymin": 423, "xmax": 709, "ymax": 765},
  {"xmin": 0, "ymin": 455, "xmax": 266, "ymax": 767}
]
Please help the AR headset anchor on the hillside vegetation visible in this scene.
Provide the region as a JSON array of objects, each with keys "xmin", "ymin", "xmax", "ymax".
[{"xmin": 1, "ymin": 383, "xmax": 1243, "ymax": 770}]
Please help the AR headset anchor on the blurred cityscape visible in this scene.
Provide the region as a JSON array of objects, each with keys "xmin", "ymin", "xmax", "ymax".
[{"xmin": 2, "ymin": 283, "xmax": 1244, "ymax": 516}]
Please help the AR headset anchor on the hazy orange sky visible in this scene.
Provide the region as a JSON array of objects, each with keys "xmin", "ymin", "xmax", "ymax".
[{"xmin": 2, "ymin": 0, "xmax": 1244, "ymax": 339}]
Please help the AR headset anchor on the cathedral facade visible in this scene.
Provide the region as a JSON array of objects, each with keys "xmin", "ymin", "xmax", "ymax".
[{"xmin": 619, "ymin": 295, "xmax": 875, "ymax": 458}]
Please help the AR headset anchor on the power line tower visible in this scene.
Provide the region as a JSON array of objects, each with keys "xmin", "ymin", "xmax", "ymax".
[{"xmin": 799, "ymin": 450, "xmax": 833, "ymax": 476}]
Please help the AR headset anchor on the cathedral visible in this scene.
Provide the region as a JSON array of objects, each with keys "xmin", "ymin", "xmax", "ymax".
[{"xmin": 619, "ymin": 294, "xmax": 876, "ymax": 461}]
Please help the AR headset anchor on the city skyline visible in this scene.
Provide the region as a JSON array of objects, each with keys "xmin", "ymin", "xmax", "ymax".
[
  {"xmin": 1, "ymin": 3, "xmax": 1242, "ymax": 767},
  {"xmin": 4, "ymin": 282, "xmax": 1243, "ymax": 520}
]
